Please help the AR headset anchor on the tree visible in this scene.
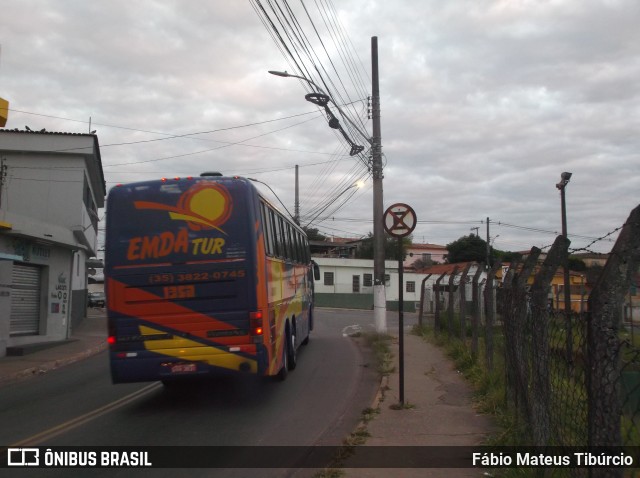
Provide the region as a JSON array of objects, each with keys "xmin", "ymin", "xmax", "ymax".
[
  {"xmin": 496, "ymin": 250, "xmax": 523, "ymax": 264},
  {"xmin": 411, "ymin": 257, "xmax": 436, "ymax": 269},
  {"xmin": 355, "ymin": 232, "xmax": 412, "ymax": 261},
  {"xmin": 302, "ymin": 227, "xmax": 327, "ymax": 241},
  {"xmin": 568, "ymin": 257, "xmax": 587, "ymax": 271},
  {"xmin": 446, "ymin": 234, "xmax": 492, "ymax": 264}
]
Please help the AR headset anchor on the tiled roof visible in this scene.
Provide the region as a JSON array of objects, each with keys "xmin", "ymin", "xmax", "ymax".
[
  {"xmin": 417, "ymin": 261, "xmax": 478, "ymax": 275},
  {"xmin": 408, "ymin": 243, "xmax": 447, "ymax": 250}
]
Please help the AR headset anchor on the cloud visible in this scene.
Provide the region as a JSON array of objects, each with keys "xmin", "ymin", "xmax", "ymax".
[{"xmin": 1, "ymin": 0, "xmax": 638, "ymax": 254}]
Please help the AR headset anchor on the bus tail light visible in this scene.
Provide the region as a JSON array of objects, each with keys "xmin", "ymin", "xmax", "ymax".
[
  {"xmin": 107, "ymin": 321, "xmax": 117, "ymax": 347},
  {"xmin": 250, "ymin": 311, "xmax": 264, "ymax": 342}
]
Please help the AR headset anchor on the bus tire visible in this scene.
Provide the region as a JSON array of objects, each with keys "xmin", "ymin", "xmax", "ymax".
[
  {"xmin": 302, "ymin": 308, "xmax": 311, "ymax": 345},
  {"xmin": 277, "ymin": 338, "xmax": 288, "ymax": 381},
  {"xmin": 287, "ymin": 324, "xmax": 297, "ymax": 371}
]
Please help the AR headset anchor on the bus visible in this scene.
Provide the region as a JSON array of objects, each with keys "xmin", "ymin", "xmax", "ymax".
[{"xmin": 105, "ymin": 173, "xmax": 319, "ymax": 385}]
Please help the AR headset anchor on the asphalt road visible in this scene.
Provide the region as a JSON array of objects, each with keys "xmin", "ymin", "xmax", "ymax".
[{"xmin": 0, "ymin": 308, "xmax": 409, "ymax": 478}]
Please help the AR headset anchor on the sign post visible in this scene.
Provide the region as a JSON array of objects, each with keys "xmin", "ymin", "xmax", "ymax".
[{"xmin": 383, "ymin": 203, "xmax": 417, "ymax": 405}]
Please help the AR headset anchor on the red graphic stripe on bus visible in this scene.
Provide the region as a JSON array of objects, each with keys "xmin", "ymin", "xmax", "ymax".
[{"xmin": 108, "ymin": 277, "xmax": 238, "ymax": 334}]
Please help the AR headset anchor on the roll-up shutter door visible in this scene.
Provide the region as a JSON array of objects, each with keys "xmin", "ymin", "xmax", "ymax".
[{"xmin": 10, "ymin": 263, "xmax": 42, "ymax": 336}]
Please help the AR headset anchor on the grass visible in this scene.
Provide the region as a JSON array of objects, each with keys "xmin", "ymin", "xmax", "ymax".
[{"xmin": 361, "ymin": 331, "xmax": 395, "ymax": 377}]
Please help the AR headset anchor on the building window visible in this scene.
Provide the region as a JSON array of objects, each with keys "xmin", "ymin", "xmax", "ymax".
[
  {"xmin": 363, "ymin": 273, "xmax": 373, "ymax": 287},
  {"xmin": 421, "ymin": 253, "xmax": 431, "ymax": 262},
  {"xmin": 384, "ymin": 274, "xmax": 390, "ymax": 286},
  {"xmin": 324, "ymin": 272, "xmax": 334, "ymax": 286},
  {"xmin": 406, "ymin": 281, "xmax": 416, "ymax": 293},
  {"xmin": 352, "ymin": 275, "xmax": 360, "ymax": 293}
]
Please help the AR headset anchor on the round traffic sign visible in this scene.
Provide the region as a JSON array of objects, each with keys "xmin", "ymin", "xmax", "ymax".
[{"xmin": 384, "ymin": 203, "xmax": 417, "ymax": 238}]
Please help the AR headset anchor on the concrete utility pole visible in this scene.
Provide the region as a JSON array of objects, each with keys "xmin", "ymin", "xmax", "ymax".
[
  {"xmin": 371, "ymin": 36, "xmax": 386, "ymax": 332},
  {"xmin": 486, "ymin": 217, "xmax": 491, "ymax": 268},
  {"xmin": 556, "ymin": 172, "xmax": 573, "ymax": 367},
  {"xmin": 294, "ymin": 164, "xmax": 300, "ymax": 225}
]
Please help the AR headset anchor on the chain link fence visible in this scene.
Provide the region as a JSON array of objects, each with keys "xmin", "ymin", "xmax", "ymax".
[{"xmin": 422, "ymin": 204, "xmax": 640, "ymax": 477}]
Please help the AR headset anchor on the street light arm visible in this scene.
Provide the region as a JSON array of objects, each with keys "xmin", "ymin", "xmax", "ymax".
[
  {"xmin": 268, "ymin": 70, "xmax": 324, "ymax": 93},
  {"xmin": 268, "ymin": 70, "xmax": 371, "ymax": 145}
]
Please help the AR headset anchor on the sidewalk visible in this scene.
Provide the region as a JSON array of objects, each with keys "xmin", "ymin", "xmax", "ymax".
[
  {"xmin": 343, "ymin": 328, "xmax": 495, "ymax": 477},
  {"xmin": 0, "ymin": 309, "xmax": 108, "ymax": 386}
]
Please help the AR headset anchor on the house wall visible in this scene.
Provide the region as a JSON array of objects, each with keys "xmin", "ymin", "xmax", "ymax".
[
  {"xmin": 0, "ymin": 237, "xmax": 74, "ymax": 354},
  {"xmin": 71, "ymin": 251, "xmax": 87, "ymax": 329},
  {"xmin": 313, "ymin": 257, "xmax": 447, "ymax": 311},
  {"xmin": 0, "ymin": 131, "xmax": 105, "ymax": 356},
  {"xmin": 404, "ymin": 244, "xmax": 447, "ymax": 267}
]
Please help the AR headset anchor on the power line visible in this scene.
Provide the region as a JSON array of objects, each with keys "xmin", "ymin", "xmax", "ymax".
[
  {"xmin": 10, "ymin": 106, "xmax": 321, "ymax": 145},
  {"xmin": 104, "ymin": 115, "xmax": 322, "ymax": 167}
]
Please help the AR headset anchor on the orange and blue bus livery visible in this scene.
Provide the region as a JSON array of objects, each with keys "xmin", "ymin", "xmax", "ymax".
[{"xmin": 105, "ymin": 173, "xmax": 319, "ymax": 385}]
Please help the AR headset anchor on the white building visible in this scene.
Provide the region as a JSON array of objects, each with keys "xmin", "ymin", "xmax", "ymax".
[
  {"xmin": 0, "ymin": 130, "xmax": 105, "ymax": 356},
  {"xmin": 314, "ymin": 257, "xmax": 433, "ymax": 311},
  {"xmin": 313, "ymin": 257, "xmax": 488, "ymax": 314}
]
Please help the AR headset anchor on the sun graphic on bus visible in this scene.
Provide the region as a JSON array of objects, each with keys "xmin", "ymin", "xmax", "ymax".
[{"xmin": 134, "ymin": 183, "xmax": 233, "ymax": 233}]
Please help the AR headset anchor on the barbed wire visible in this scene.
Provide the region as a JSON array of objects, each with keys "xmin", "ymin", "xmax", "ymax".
[
  {"xmin": 537, "ymin": 222, "xmax": 636, "ymax": 258},
  {"xmin": 568, "ymin": 224, "xmax": 625, "ymax": 254}
]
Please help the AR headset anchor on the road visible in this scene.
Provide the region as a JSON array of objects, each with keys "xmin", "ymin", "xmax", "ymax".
[{"xmin": 0, "ymin": 308, "xmax": 416, "ymax": 477}]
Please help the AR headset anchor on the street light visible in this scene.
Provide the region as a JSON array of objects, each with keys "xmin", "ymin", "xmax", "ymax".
[
  {"xmin": 556, "ymin": 171, "xmax": 573, "ymax": 367},
  {"xmin": 270, "ymin": 37, "xmax": 385, "ymax": 333},
  {"xmin": 268, "ymin": 70, "xmax": 368, "ymax": 156}
]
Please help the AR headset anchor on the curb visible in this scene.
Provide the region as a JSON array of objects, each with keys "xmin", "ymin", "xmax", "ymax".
[{"xmin": 0, "ymin": 341, "xmax": 108, "ymax": 387}]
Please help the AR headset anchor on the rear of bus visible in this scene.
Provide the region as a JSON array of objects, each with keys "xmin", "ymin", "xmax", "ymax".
[{"xmin": 105, "ymin": 175, "xmax": 271, "ymax": 384}]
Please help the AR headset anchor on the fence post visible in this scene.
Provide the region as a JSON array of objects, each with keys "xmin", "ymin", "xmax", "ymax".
[
  {"xmin": 471, "ymin": 264, "xmax": 484, "ymax": 359},
  {"xmin": 459, "ymin": 263, "xmax": 472, "ymax": 340},
  {"xmin": 530, "ymin": 235, "xmax": 569, "ymax": 446},
  {"xmin": 504, "ymin": 251, "xmax": 540, "ymax": 425},
  {"xmin": 501, "ymin": 259, "xmax": 520, "ymax": 412},
  {"xmin": 484, "ymin": 262, "xmax": 501, "ymax": 373},
  {"xmin": 434, "ymin": 272, "xmax": 446, "ymax": 333},
  {"xmin": 448, "ymin": 266, "xmax": 459, "ymax": 337},
  {"xmin": 588, "ymin": 204, "xmax": 640, "ymax": 462},
  {"xmin": 418, "ymin": 274, "xmax": 432, "ymax": 328}
]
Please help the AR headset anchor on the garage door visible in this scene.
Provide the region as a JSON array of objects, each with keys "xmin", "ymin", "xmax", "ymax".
[{"xmin": 10, "ymin": 263, "xmax": 42, "ymax": 336}]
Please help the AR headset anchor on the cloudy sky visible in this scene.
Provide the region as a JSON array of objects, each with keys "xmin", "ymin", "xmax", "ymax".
[{"xmin": 2, "ymin": 0, "xmax": 638, "ymax": 255}]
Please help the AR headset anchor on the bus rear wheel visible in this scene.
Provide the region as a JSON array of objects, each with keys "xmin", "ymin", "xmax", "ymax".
[
  {"xmin": 277, "ymin": 337, "xmax": 288, "ymax": 381},
  {"xmin": 302, "ymin": 308, "xmax": 311, "ymax": 345},
  {"xmin": 287, "ymin": 326, "xmax": 297, "ymax": 371}
]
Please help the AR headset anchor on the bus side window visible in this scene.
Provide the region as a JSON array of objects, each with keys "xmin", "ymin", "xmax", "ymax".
[
  {"xmin": 295, "ymin": 231, "xmax": 303, "ymax": 264},
  {"xmin": 277, "ymin": 214, "xmax": 287, "ymax": 259},
  {"xmin": 269, "ymin": 209, "xmax": 281, "ymax": 258},
  {"xmin": 261, "ymin": 203, "xmax": 274, "ymax": 256},
  {"xmin": 290, "ymin": 226, "xmax": 300, "ymax": 262},
  {"xmin": 284, "ymin": 220, "xmax": 294, "ymax": 262},
  {"xmin": 303, "ymin": 236, "xmax": 311, "ymax": 263}
]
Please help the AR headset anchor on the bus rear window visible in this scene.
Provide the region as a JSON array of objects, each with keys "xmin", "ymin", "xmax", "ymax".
[{"xmin": 107, "ymin": 179, "xmax": 251, "ymax": 268}]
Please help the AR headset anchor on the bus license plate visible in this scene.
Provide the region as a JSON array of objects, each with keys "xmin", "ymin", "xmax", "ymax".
[{"xmin": 171, "ymin": 363, "xmax": 196, "ymax": 373}]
